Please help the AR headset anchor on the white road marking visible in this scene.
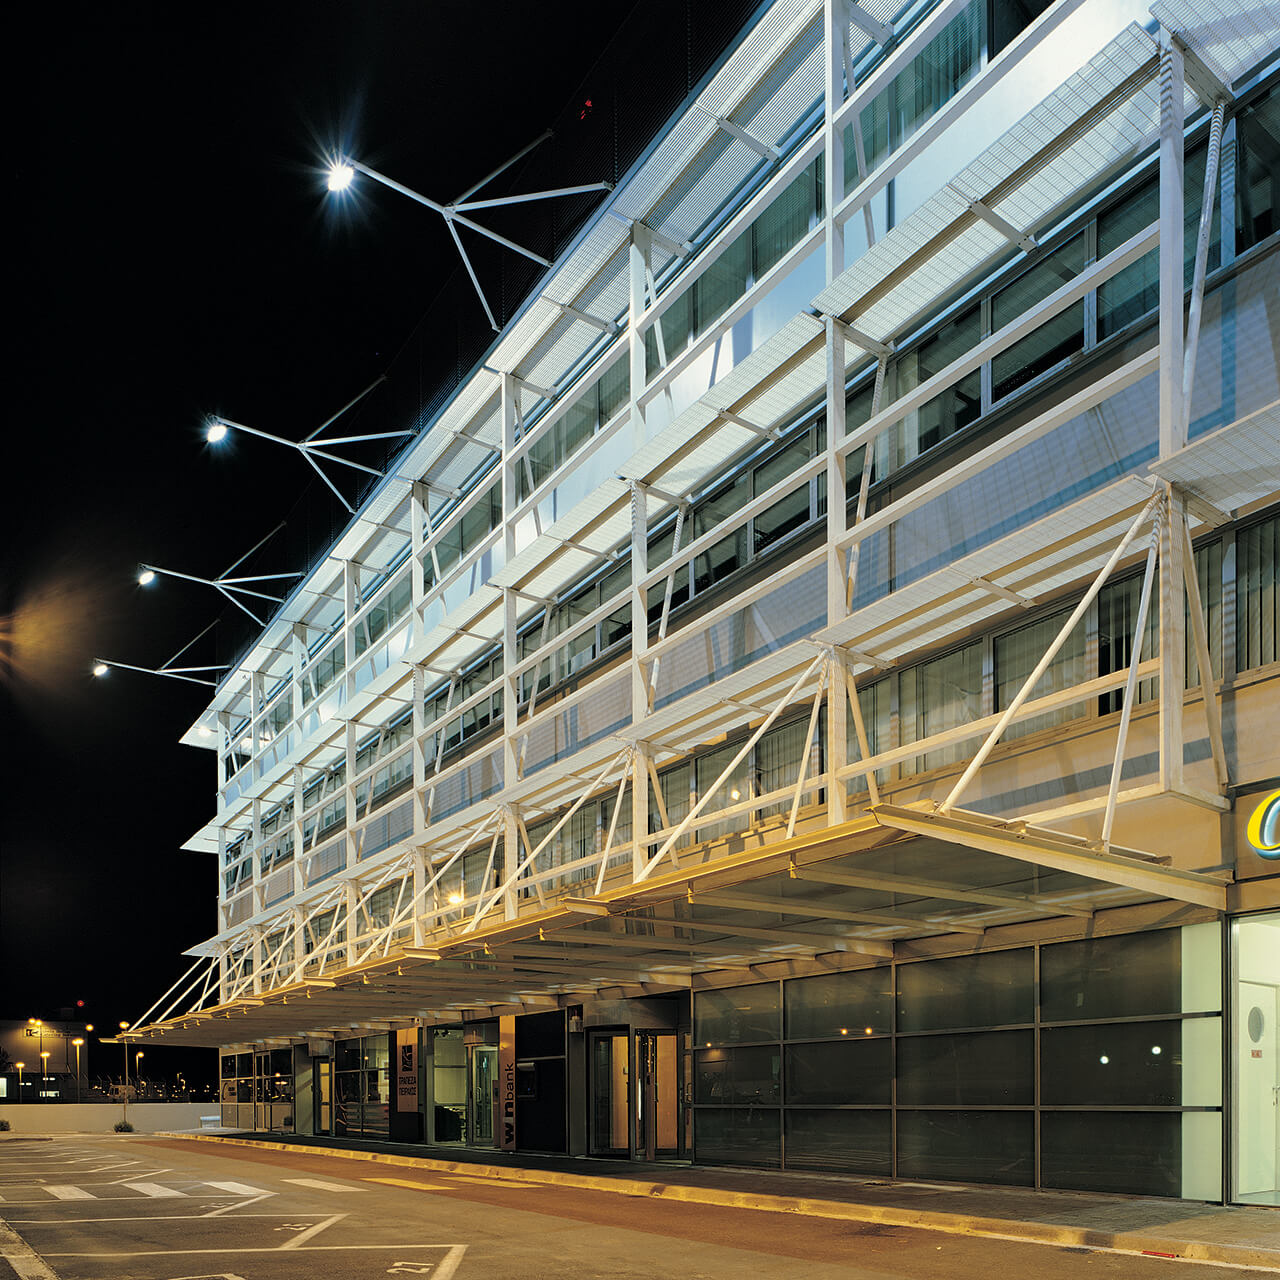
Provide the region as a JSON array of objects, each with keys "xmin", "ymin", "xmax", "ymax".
[
  {"xmin": 204, "ymin": 1182, "xmax": 271, "ymax": 1197},
  {"xmin": 282, "ymin": 1177, "xmax": 361, "ymax": 1193},
  {"xmin": 122, "ymin": 1181, "xmax": 186, "ymax": 1198},
  {"xmin": 0, "ymin": 1220, "xmax": 60, "ymax": 1280},
  {"xmin": 280, "ymin": 1212, "xmax": 345, "ymax": 1249},
  {"xmin": 44, "ymin": 1186, "xmax": 96, "ymax": 1200},
  {"xmin": 46, "ymin": 1244, "xmax": 466, "ymax": 1258}
]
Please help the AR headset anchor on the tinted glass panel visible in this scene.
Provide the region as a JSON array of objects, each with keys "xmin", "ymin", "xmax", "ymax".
[
  {"xmin": 785, "ymin": 967, "xmax": 892, "ymax": 1040},
  {"xmin": 785, "ymin": 1037, "xmax": 891, "ymax": 1105},
  {"xmin": 1041, "ymin": 1111, "xmax": 1182, "ymax": 1196},
  {"xmin": 1042, "ymin": 1019, "xmax": 1220, "ymax": 1106},
  {"xmin": 897, "ymin": 1030, "xmax": 1033, "ymax": 1105},
  {"xmin": 1040, "ymin": 931, "xmax": 1180, "ymax": 1022},
  {"xmin": 897, "ymin": 1110, "xmax": 1033, "ymax": 1185},
  {"xmin": 695, "ymin": 1106, "xmax": 781, "ymax": 1168},
  {"xmin": 896, "ymin": 949, "xmax": 1034, "ymax": 1032},
  {"xmin": 694, "ymin": 1045, "xmax": 780, "ymax": 1106},
  {"xmin": 696, "ymin": 984, "xmax": 780, "ymax": 1045},
  {"xmin": 785, "ymin": 1108, "xmax": 891, "ymax": 1175}
]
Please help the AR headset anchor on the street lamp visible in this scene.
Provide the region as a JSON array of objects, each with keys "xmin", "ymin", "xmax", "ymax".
[
  {"xmin": 40, "ymin": 1052, "xmax": 50, "ymax": 1101},
  {"xmin": 203, "ymin": 376, "xmax": 411, "ymax": 515},
  {"xmin": 15, "ymin": 1062, "xmax": 24, "ymax": 1100},
  {"xmin": 135, "ymin": 1051, "xmax": 144, "ymax": 1097},
  {"xmin": 73, "ymin": 1039, "xmax": 85, "ymax": 1104},
  {"xmin": 322, "ymin": 139, "xmax": 612, "ymax": 333},
  {"xmin": 119, "ymin": 1022, "xmax": 130, "ymax": 1126}
]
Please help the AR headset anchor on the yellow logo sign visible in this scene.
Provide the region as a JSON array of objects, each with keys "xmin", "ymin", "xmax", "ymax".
[{"xmin": 1246, "ymin": 789, "xmax": 1280, "ymax": 859}]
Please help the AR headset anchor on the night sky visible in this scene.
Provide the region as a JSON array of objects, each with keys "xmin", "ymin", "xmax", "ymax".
[{"xmin": 0, "ymin": 0, "xmax": 685, "ymax": 1084}]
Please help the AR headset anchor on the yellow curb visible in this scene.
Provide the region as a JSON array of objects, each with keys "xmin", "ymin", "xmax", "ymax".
[{"xmin": 154, "ymin": 1133, "xmax": 1280, "ymax": 1272}]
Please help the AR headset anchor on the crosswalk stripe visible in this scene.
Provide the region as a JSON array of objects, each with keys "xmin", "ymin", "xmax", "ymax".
[
  {"xmin": 282, "ymin": 1178, "xmax": 360, "ymax": 1193},
  {"xmin": 205, "ymin": 1181, "xmax": 271, "ymax": 1196},
  {"xmin": 45, "ymin": 1186, "xmax": 96, "ymax": 1200},
  {"xmin": 123, "ymin": 1182, "xmax": 185, "ymax": 1198}
]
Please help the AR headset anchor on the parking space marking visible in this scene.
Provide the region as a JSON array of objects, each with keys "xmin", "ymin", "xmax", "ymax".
[
  {"xmin": 123, "ymin": 1182, "xmax": 187, "ymax": 1198},
  {"xmin": 282, "ymin": 1178, "xmax": 361, "ymax": 1193},
  {"xmin": 204, "ymin": 1182, "xmax": 271, "ymax": 1197},
  {"xmin": 363, "ymin": 1178, "xmax": 449, "ymax": 1193},
  {"xmin": 45, "ymin": 1186, "xmax": 97, "ymax": 1200}
]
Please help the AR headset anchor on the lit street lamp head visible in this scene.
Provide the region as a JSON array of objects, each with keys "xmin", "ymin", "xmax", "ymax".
[
  {"xmin": 205, "ymin": 420, "xmax": 229, "ymax": 444},
  {"xmin": 138, "ymin": 568, "xmax": 156, "ymax": 586},
  {"xmin": 92, "ymin": 661, "xmax": 109, "ymax": 677},
  {"xmin": 327, "ymin": 162, "xmax": 355, "ymax": 192}
]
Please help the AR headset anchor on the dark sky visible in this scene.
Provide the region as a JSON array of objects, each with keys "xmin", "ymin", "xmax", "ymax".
[{"xmin": 0, "ymin": 0, "xmax": 664, "ymax": 1081}]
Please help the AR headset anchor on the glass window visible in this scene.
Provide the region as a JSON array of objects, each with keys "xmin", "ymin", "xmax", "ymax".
[
  {"xmin": 897, "ymin": 1030, "xmax": 1034, "ymax": 1105},
  {"xmin": 1041, "ymin": 930, "xmax": 1182, "ymax": 1023},
  {"xmin": 897, "ymin": 1110, "xmax": 1034, "ymax": 1185},
  {"xmin": 696, "ymin": 984, "xmax": 780, "ymax": 1046},
  {"xmin": 785, "ymin": 1108, "xmax": 890, "ymax": 1175},
  {"xmin": 1237, "ymin": 515, "xmax": 1278, "ymax": 673},
  {"xmin": 900, "ymin": 641, "xmax": 984, "ymax": 773},
  {"xmin": 1041, "ymin": 1112, "xmax": 1184, "ymax": 1196},
  {"xmin": 1042, "ymin": 1019, "xmax": 1221, "ymax": 1106},
  {"xmin": 1098, "ymin": 570, "xmax": 1158, "ymax": 713},
  {"xmin": 695, "ymin": 1106, "xmax": 781, "ymax": 1168},
  {"xmin": 896, "ymin": 305, "xmax": 981, "ymax": 461},
  {"xmin": 991, "ymin": 235, "xmax": 1086, "ymax": 401},
  {"xmin": 785, "ymin": 1038, "xmax": 890, "ymax": 1105},
  {"xmin": 1236, "ymin": 87, "xmax": 1280, "ymax": 253},
  {"xmin": 753, "ymin": 163, "xmax": 819, "ymax": 279},
  {"xmin": 897, "ymin": 949, "xmax": 1034, "ymax": 1032},
  {"xmin": 694, "ymin": 1045, "xmax": 780, "ymax": 1106},
  {"xmin": 995, "ymin": 608, "xmax": 1088, "ymax": 739},
  {"xmin": 785, "ymin": 967, "xmax": 892, "ymax": 1040},
  {"xmin": 990, "ymin": 0, "xmax": 1054, "ymax": 56}
]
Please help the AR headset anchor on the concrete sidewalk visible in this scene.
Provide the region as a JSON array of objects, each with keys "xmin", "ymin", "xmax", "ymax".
[{"xmin": 156, "ymin": 1130, "xmax": 1280, "ymax": 1270}]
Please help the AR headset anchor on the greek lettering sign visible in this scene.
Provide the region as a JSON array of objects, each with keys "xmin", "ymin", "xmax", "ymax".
[{"xmin": 395, "ymin": 1029, "xmax": 418, "ymax": 1113}]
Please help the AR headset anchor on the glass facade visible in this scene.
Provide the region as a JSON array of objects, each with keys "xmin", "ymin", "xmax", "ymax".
[{"xmin": 693, "ymin": 924, "xmax": 1224, "ymax": 1197}]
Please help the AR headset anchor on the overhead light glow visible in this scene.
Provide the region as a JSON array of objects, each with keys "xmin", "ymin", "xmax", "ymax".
[
  {"xmin": 138, "ymin": 569, "xmax": 156, "ymax": 586},
  {"xmin": 206, "ymin": 421, "xmax": 228, "ymax": 444},
  {"xmin": 93, "ymin": 662, "xmax": 109, "ymax": 677},
  {"xmin": 327, "ymin": 163, "xmax": 355, "ymax": 192}
]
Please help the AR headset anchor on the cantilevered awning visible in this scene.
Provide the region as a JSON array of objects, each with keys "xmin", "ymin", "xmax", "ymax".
[{"xmin": 129, "ymin": 805, "xmax": 1227, "ymax": 1049}]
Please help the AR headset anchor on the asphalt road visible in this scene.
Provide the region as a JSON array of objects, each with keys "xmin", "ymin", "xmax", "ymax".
[{"xmin": 0, "ymin": 1135, "xmax": 1248, "ymax": 1279}]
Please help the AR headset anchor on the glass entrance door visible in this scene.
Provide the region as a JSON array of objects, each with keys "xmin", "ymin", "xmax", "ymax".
[
  {"xmin": 467, "ymin": 1045, "xmax": 497, "ymax": 1146},
  {"xmin": 589, "ymin": 1032, "xmax": 630, "ymax": 1156},
  {"xmin": 636, "ymin": 1031, "xmax": 681, "ymax": 1161},
  {"xmin": 315, "ymin": 1057, "xmax": 332, "ymax": 1135},
  {"xmin": 1234, "ymin": 912, "xmax": 1280, "ymax": 1204}
]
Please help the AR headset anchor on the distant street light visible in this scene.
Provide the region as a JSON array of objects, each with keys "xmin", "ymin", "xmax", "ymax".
[
  {"xmin": 119, "ymin": 1022, "xmax": 130, "ymax": 1126},
  {"xmin": 73, "ymin": 1039, "xmax": 85, "ymax": 1104},
  {"xmin": 39, "ymin": 1052, "xmax": 50, "ymax": 1101},
  {"xmin": 135, "ymin": 1051, "xmax": 144, "ymax": 1095},
  {"xmin": 15, "ymin": 1062, "xmax": 24, "ymax": 1099}
]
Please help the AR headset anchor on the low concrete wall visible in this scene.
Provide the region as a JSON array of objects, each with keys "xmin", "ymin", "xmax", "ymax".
[{"xmin": 0, "ymin": 1103, "xmax": 212, "ymax": 1134}]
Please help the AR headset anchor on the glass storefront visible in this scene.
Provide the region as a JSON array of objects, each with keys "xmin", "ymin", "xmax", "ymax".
[
  {"xmin": 218, "ymin": 1048, "xmax": 293, "ymax": 1132},
  {"xmin": 334, "ymin": 1034, "xmax": 389, "ymax": 1138},
  {"xmin": 1232, "ymin": 912, "xmax": 1280, "ymax": 1205},
  {"xmin": 693, "ymin": 923, "xmax": 1224, "ymax": 1197}
]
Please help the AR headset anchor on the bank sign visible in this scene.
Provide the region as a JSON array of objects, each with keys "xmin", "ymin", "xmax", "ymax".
[{"xmin": 1247, "ymin": 789, "xmax": 1280, "ymax": 859}]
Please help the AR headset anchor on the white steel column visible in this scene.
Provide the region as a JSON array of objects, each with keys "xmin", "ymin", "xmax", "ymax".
[
  {"xmin": 501, "ymin": 374, "xmax": 521, "ymax": 919},
  {"xmin": 824, "ymin": 0, "xmax": 846, "ymax": 284},
  {"xmin": 1158, "ymin": 34, "xmax": 1187, "ymax": 790},
  {"xmin": 826, "ymin": 317, "xmax": 849, "ymax": 825},
  {"xmin": 1158, "ymin": 32, "xmax": 1186, "ymax": 458},
  {"xmin": 629, "ymin": 480, "xmax": 650, "ymax": 878}
]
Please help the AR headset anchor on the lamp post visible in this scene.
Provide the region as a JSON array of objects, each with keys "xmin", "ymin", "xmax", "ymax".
[
  {"xmin": 135, "ymin": 1051, "xmax": 144, "ymax": 1099},
  {"xmin": 40, "ymin": 1052, "xmax": 50, "ymax": 1101},
  {"xmin": 85, "ymin": 1026, "xmax": 93, "ymax": 1096},
  {"xmin": 28, "ymin": 1020, "xmax": 44, "ymax": 1088},
  {"xmin": 72, "ymin": 1039, "xmax": 85, "ymax": 1104},
  {"xmin": 15, "ymin": 1062, "xmax": 24, "ymax": 1101},
  {"xmin": 119, "ymin": 1021, "xmax": 130, "ymax": 1126}
]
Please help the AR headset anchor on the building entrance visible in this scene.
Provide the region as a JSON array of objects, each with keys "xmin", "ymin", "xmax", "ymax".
[
  {"xmin": 467, "ymin": 1044, "xmax": 497, "ymax": 1146},
  {"xmin": 1234, "ymin": 913, "xmax": 1280, "ymax": 1204},
  {"xmin": 589, "ymin": 1029, "xmax": 687, "ymax": 1160}
]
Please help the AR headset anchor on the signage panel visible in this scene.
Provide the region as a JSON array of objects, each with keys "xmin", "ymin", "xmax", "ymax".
[
  {"xmin": 395, "ymin": 1028, "xmax": 418, "ymax": 1113},
  {"xmin": 498, "ymin": 1014, "xmax": 517, "ymax": 1150}
]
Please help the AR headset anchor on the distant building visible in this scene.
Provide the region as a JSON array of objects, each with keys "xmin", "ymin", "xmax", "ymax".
[
  {"xmin": 0, "ymin": 1020, "xmax": 92, "ymax": 1100},
  {"xmin": 132, "ymin": 0, "xmax": 1279, "ymax": 1204}
]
